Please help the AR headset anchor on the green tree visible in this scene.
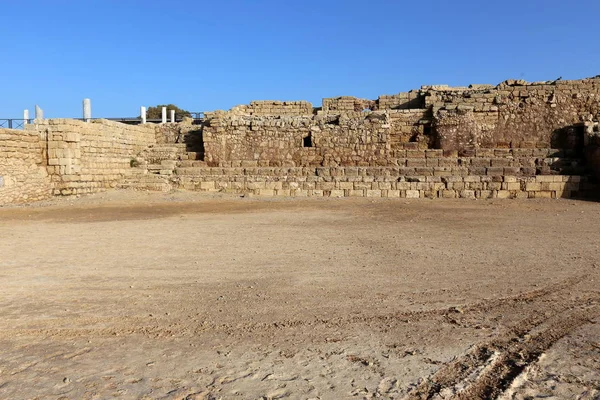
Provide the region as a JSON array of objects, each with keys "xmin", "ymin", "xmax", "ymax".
[{"xmin": 145, "ymin": 104, "xmax": 192, "ymax": 119}]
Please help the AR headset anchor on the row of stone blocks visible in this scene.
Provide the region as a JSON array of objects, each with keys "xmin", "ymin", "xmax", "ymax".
[
  {"xmin": 196, "ymin": 149, "xmax": 574, "ymax": 166},
  {"xmin": 175, "ymin": 165, "xmax": 579, "ymax": 178},
  {"xmin": 172, "ymin": 175, "xmax": 593, "ymax": 199}
]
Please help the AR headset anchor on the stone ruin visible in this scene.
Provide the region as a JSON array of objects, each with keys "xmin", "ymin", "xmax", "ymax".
[{"xmin": 1, "ymin": 76, "xmax": 600, "ymax": 205}]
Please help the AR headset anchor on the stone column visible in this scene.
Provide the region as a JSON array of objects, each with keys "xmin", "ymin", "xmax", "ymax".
[
  {"xmin": 23, "ymin": 109, "xmax": 29, "ymax": 125},
  {"xmin": 35, "ymin": 105, "xmax": 44, "ymax": 122},
  {"xmin": 140, "ymin": 106, "xmax": 147, "ymax": 124},
  {"xmin": 161, "ymin": 107, "xmax": 167, "ymax": 124},
  {"xmin": 83, "ymin": 98, "xmax": 92, "ymax": 122},
  {"xmin": 170, "ymin": 110, "xmax": 175, "ymax": 123}
]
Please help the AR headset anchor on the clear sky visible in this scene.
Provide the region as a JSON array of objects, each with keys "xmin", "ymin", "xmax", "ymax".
[{"xmin": 1, "ymin": 0, "xmax": 599, "ymax": 118}]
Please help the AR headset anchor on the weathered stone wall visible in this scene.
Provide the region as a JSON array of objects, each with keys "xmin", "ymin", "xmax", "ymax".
[
  {"xmin": 230, "ymin": 101, "xmax": 313, "ymax": 116},
  {"xmin": 201, "ymin": 76, "xmax": 600, "ymax": 169},
  {"xmin": 202, "ymin": 113, "xmax": 396, "ymax": 167},
  {"xmin": 173, "ymin": 166, "xmax": 590, "ymax": 200},
  {"xmin": 321, "ymin": 97, "xmax": 376, "ymax": 113},
  {"xmin": 378, "ymin": 91, "xmax": 426, "ymax": 110},
  {"xmin": 432, "ymin": 77, "xmax": 600, "ymax": 150},
  {"xmin": 2, "ymin": 75, "xmax": 599, "ymax": 205},
  {"xmin": 0, "ymin": 128, "xmax": 52, "ymax": 205},
  {"xmin": 34, "ymin": 119, "xmax": 156, "ymax": 195}
]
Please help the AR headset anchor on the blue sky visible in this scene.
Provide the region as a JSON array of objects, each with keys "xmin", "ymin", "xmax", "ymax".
[{"xmin": 1, "ymin": 0, "xmax": 599, "ymax": 118}]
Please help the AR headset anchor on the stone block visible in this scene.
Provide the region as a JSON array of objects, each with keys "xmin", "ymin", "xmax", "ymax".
[
  {"xmin": 534, "ymin": 191, "xmax": 555, "ymax": 199},
  {"xmin": 348, "ymin": 189, "xmax": 365, "ymax": 197},
  {"xmin": 478, "ymin": 190, "xmax": 493, "ymax": 199},
  {"xmin": 459, "ymin": 190, "xmax": 476, "ymax": 199},
  {"xmin": 525, "ymin": 182, "xmax": 541, "ymax": 191},
  {"xmin": 405, "ymin": 190, "xmax": 420, "ymax": 198},
  {"xmin": 471, "ymin": 158, "xmax": 491, "ymax": 167},
  {"xmin": 505, "ymin": 182, "xmax": 521, "ymax": 191},
  {"xmin": 199, "ymin": 181, "xmax": 215, "ymax": 190},
  {"xmin": 366, "ymin": 189, "xmax": 382, "ymax": 197},
  {"xmin": 406, "ymin": 158, "xmax": 427, "ymax": 167},
  {"xmin": 486, "ymin": 167, "xmax": 504, "ymax": 176},
  {"xmin": 496, "ymin": 190, "xmax": 512, "ymax": 199}
]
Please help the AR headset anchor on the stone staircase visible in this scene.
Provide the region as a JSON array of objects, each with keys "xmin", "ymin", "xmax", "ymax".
[{"xmin": 119, "ymin": 143, "xmax": 206, "ymax": 191}]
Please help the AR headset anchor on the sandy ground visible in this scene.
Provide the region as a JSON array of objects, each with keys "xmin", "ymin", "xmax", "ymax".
[{"xmin": 0, "ymin": 190, "xmax": 599, "ymax": 400}]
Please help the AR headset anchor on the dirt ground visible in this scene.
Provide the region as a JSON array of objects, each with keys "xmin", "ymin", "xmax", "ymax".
[{"xmin": 0, "ymin": 190, "xmax": 598, "ymax": 400}]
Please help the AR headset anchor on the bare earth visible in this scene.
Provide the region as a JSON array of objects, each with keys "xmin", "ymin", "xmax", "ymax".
[{"xmin": 0, "ymin": 191, "xmax": 599, "ymax": 400}]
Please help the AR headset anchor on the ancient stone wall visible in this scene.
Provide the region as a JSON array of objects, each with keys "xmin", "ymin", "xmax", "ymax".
[
  {"xmin": 173, "ymin": 166, "xmax": 590, "ymax": 200},
  {"xmin": 378, "ymin": 91, "xmax": 426, "ymax": 110},
  {"xmin": 202, "ymin": 113, "xmax": 396, "ymax": 167},
  {"xmin": 432, "ymin": 77, "xmax": 600, "ymax": 150},
  {"xmin": 2, "ymin": 75, "xmax": 599, "ymax": 205},
  {"xmin": 33, "ymin": 119, "xmax": 156, "ymax": 195},
  {"xmin": 0, "ymin": 128, "xmax": 52, "ymax": 205},
  {"xmin": 200, "ymin": 76, "xmax": 600, "ymax": 169},
  {"xmin": 230, "ymin": 101, "xmax": 313, "ymax": 116}
]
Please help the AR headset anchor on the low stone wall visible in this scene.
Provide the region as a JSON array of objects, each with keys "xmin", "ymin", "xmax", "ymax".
[
  {"xmin": 31, "ymin": 119, "xmax": 157, "ymax": 195},
  {"xmin": 0, "ymin": 128, "xmax": 52, "ymax": 205},
  {"xmin": 172, "ymin": 167, "xmax": 591, "ymax": 199}
]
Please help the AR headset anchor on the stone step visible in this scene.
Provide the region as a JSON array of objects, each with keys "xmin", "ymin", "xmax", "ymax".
[
  {"xmin": 177, "ymin": 160, "xmax": 208, "ymax": 168},
  {"xmin": 147, "ymin": 164, "xmax": 175, "ymax": 176},
  {"xmin": 117, "ymin": 175, "xmax": 172, "ymax": 192},
  {"xmin": 178, "ymin": 152, "xmax": 204, "ymax": 160}
]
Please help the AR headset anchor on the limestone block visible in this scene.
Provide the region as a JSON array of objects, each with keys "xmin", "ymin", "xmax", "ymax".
[
  {"xmin": 460, "ymin": 190, "xmax": 476, "ymax": 199},
  {"xmin": 496, "ymin": 190, "xmax": 511, "ymax": 199},
  {"xmin": 348, "ymin": 190, "xmax": 364, "ymax": 197}
]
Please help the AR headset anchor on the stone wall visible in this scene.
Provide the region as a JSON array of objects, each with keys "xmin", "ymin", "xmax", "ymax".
[
  {"xmin": 200, "ymin": 76, "xmax": 600, "ymax": 169},
  {"xmin": 230, "ymin": 101, "xmax": 313, "ymax": 116},
  {"xmin": 173, "ymin": 166, "xmax": 590, "ymax": 200},
  {"xmin": 2, "ymin": 75, "xmax": 599, "ymax": 205},
  {"xmin": 432, "ymin": 78, "xmax": 600, "ymax": 150},
  {"xmin": 32, "ymin": 119, "xmax": 156, "ymax": 195},
  {"xmin": 0, "ymin": 128, "xmax": 52, "ymax": 205},
  {"xmin": 202, "ymin": 113, "xmax": 395, "ymax": 167}
]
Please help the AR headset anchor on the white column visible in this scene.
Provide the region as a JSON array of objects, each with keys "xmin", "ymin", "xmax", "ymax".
[
  {"xmin": 23, "ymin": 109, "xmax": 29, "ymax": 124},
  {"xmin": 140, "ymin": 106, "xmax": 147, "ymax": 124},
  {"xmin": 170, "ymin": 110, "xmax": 175, "ymax": 123},
  {"xmin": 161, "ymin": 107, "xmax": 167, "ymax": 124},
  {"xmin": 83, "ymin": 98, "xmax": 92, "ymax": 122},
  {"xmin": 35, "ymin": 105, "xmax": 44, "ymax": 121}
]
